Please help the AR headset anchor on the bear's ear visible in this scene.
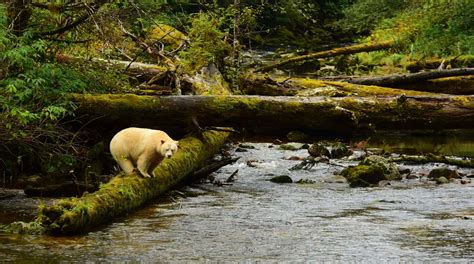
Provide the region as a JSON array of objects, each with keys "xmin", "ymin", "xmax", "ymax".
[
  {"xmin": 175, "ymin": 141, "xmax": 179, "ymax": 147},
  {"xmin": 161, "ymin": 139, "xmax": 165, "ymax": 144}
]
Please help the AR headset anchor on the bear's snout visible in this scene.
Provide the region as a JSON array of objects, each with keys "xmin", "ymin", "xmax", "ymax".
[{"xmin": 166, "ymin": 154, "xmax": 172, "ymax": 158}]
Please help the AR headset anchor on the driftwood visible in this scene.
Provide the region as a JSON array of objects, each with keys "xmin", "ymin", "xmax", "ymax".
[
  {"xmin": 71, "ymin": 94, "xmax": 474, "ymax": 135},
  {"xmin": 347, "ymin": 68, "xmax": 474, "ymax": 86},
  {"xmin": 256, "ymin": 41, "xmax": 394, "ymax": 73}
]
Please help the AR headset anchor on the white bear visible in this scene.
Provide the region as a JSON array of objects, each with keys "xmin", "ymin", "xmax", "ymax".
[{"xmin": 109, "ymin": 127, "xmax": 179, "ymax": 178}]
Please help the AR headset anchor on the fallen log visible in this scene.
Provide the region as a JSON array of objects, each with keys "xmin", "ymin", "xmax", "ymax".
[
  {"xmin": 255, "ymin": 41, "xmax": 394, "ymax": 73},
  {"xmin": 72, "ymin": 94, "xmax": 474, "ymax": 134},
  {"xmin": 56, "ymin": 54, "xmax": 170, "ymax": 82},
  {"xmin": 392, "ymin": 154, "xmax": 473, "ymax": 168},
  {"xmin": 391, "ymin": 76, "xmax": 474, "ymax": 95},
  {"xmin": 241, "ymin": 75, "xmax": 440, "ymax": 97},
  {"xmin": 405, "ymin": 55, "xmax": 474, "ymax": 72},
  {"xmin": 2, "ymin": 130, "xmax": 229, "ymax": 234},
  {"xmin": 347, "ymin": 68, "xmax": 474, "ymax": 86}
]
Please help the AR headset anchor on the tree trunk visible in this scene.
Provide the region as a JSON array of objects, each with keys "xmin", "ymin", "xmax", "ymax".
[
  {"xmin": 36, "ymin": 130, "xmax": 229, "ymax": 234},
  {"xmin": 347, "ymin": 68, "xmax": 474, "ymax": 86},
  {"xmin": 255, "ymin": 41, "xmax": 394, "ymax": 72},
  {"xmin": 71, "ymin": 94, "xmax": 474, "ymax": 134}
]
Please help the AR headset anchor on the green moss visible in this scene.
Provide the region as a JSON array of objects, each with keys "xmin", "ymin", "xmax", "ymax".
[
  {"xmin": 341, "ymin": 165, "xmax": 385, "ymax": 187},
  {"xmin": 342, "ymin": 155, "xmax": 400, "ymax": 187},
  {"xmin": 452, "ymin": 96, "xmax": 474, "ymax": 109},
  {"xmin": 0, "ymin": 221, "xmax": 45, "ymax": 235}
]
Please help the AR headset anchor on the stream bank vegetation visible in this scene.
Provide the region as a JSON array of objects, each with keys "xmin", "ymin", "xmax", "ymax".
[{"xmin": 1, "ymin": 0, "xmax": 473, "ymax": 234}]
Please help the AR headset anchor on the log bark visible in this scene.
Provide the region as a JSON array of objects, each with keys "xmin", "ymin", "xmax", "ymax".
[
  {"xmin": 255, "ymin": 41, "xmax": 394, "ymax": 73},
  {"xmin": 72, "ymin": 94, "xmax": 474, "ymax": 135},
  {"xmin": 405, "ymin": 55, "xmax": 474, "ymax": 72},
  {"xmin": 391, "ymin": 76, "xmax": 474, "ymax": 95},
  {"xmin": 347, "ymin": 68, "xmax": 474, "ymax": 86},
  {"xmin": 241, "ymin": 75, "xmax": 439, "ymax": 97},
  {"xmin": 56, "ymin": 54, "xmax": 169, "ymax": 82},
  {"xmin": 36, "ymin": 130, "xmax": 229, "ymax": 234}
]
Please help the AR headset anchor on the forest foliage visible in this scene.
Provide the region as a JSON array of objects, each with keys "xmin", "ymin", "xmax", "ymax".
[{"xmin": 0, "ymin": 0, "xmax": 472, "ymax": 181}]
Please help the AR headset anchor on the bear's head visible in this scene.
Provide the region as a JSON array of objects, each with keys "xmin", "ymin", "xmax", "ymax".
[{"xmin": 159, "ymin": 139, "xmax": 179, "ymax": 159}]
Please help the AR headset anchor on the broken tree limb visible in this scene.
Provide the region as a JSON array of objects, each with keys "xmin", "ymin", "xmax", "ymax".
[
  {"xmin": 255, "ymin": 41, "xmax": 394, "ymax": 73},
  {"xmin": 71, "ymin": 94, "xmax": 474, "ymax": 134},
  {"xmin": 35, "ymin": 130, "xmax": 229, "ymax": 234},
  {"xmin": 347, "ymin": 68, "xmax": 474, "ymax": 86}
]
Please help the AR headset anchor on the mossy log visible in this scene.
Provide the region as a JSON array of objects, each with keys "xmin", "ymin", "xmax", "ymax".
[
  {"xmin": 2, "ymin": 130, "xmax": 229, "ymax": 235},
  {"xmin": 72, "ymin": 94, "xmax": 474, "ymax": 134},
  {"xmin": 347, "ymin": 68, "xmax": 474, "ymax": 86},
  {"xmin": 255, "ymin": 41, "xmax": 394, "ymax": 73},
  {"xmin": 241, "ymin": 75, "xmax": 440, "ymax": 97},
  {"xmin": 391, "ymin": 76, "xmax": 474, "ymax": 95},
  {"xmin": 56, "ymin": 54, "xmax": 169, "ymax": 82},
  {"xmin": 405, "ymin": 55, "xmax": 474, "ymax": 73}
]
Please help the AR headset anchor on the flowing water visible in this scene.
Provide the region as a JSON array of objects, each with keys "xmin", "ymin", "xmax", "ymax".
[{"xmin": 1, "ymin": 141, "xmax": 473, "ymax": 262}]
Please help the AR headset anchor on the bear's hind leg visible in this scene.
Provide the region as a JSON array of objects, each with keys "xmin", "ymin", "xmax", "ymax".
[
  {"xmin": 117, "ymin": 158, "xmax": 135, "ymax": 175},
  {"xmin": 137, "ymin": 155, "xmax": 152, "ymax": 178}
]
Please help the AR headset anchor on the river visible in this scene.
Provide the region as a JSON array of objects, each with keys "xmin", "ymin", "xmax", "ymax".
[{"xmin": 1, "ymin": 138, "xmax": 473, "ymax": 262}]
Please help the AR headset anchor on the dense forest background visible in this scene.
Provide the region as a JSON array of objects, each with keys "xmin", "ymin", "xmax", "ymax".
[{"xmin": 1, "ymin": 0, "xmax": 473, "ymax": 183}]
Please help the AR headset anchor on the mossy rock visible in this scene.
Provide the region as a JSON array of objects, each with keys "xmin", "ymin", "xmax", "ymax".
[
  {"xmin": 435, "ymin": 176, "xmax": 449, "ymax": 184},
  {"xmin": 341, "ymin": 155, "xmax": 400, "ymax": 187},
  {"xmin": 330, "ymin": 142, "xmax": 353, "ymax": 159},
  {"xmin": 270, "ymin": 175, "xmax": 293, "ymax": 183},
  {"xmin": 341, "ymin": 165, "xmax": 385, "ymax": 187},
  {"xmin": 360, "ymin": 155, "xmax": 401, "ymax": 181},
  {"xmin": 428, "ymin": 168, "xmax": 460, "ymax": 180},
  {"xmin": 308, "ymin": 143, "xmax": 330, "ymax": 157},
  {"xmin": 278, "ymin": 143, "xmax": 304, "ymax": 151}
]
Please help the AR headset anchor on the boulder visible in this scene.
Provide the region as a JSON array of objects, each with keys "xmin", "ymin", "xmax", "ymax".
[
  {"xmin": 330, "ymin": 142, "xmax": 353, "ymax": 158},
  {"xmin": 308, "ymin": 142, "xmax": 330, "ymax": 157},
  {"xmin": 270, "ymin": 175, "xmax": 293, "ymax": 183},
  {"xmin": 428, "ymin": 168, "xmax": 460, "ymax": 180},
  {"xmin": 341, "ymin": 155, "xmax": 400, "ymax": 187}
]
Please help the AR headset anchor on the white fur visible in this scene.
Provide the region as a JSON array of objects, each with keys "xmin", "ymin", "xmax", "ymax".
[{"xmin": 110, "ymin": 127, "xmax": 179, "ymax": 178}]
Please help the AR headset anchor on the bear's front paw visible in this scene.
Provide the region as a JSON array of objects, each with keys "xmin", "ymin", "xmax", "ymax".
[{"xmin": 137, "ymin": 169, "xmax": 152, "ymax": 178}]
